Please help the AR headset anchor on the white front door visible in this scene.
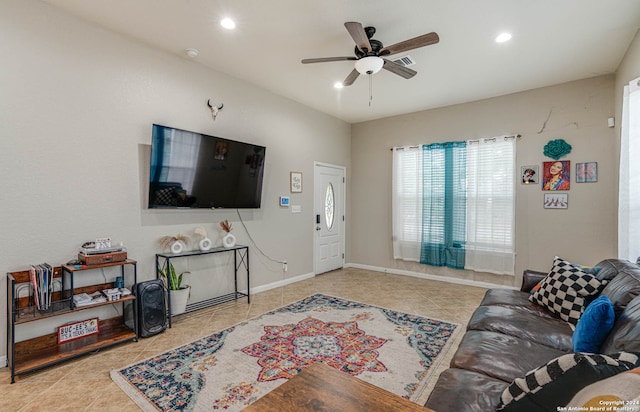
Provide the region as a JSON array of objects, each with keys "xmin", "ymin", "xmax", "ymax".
[{"xmin": 314, "ymin": 162, "xmax": 345, "ymax": 274}]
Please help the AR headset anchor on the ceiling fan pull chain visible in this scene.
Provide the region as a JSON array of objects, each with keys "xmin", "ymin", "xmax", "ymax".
[{"xmin": 369, "ymin": 74, "xmax": 373, "ymax": 107}]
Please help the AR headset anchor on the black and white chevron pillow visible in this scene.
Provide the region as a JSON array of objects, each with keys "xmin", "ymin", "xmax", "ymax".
[
  {"xmin": 497, "ymin": 352, "xmax": 640, "ymax": 411},
  {"xmin": 529, "ymin": 256, "xmax": 605, "ymax": 324}
]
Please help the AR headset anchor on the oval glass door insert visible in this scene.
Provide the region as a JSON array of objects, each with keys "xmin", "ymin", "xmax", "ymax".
[{"xmin": 325, "ymin": 183, "xmax": 335, "ymax": 230}]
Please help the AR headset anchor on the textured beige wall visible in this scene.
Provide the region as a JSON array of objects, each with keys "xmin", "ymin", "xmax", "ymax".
[
  {"xmin": 351, "ymin": 75, "xmax": 617, "ymax": 287},
  {"xmin": 0, "ymin": 0, "xmax": 350, "ymax": 355}
]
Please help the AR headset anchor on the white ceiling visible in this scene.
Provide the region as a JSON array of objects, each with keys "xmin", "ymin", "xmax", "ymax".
[{"xmin": 42, "ymin": 0, "xmax": 640, "ymax": 124}]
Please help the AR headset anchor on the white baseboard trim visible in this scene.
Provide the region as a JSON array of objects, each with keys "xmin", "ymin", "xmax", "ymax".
[
  {"xmin": 345, "ymin": 263, "xmax": 518, "ymax": 290},
  {"xmin": 242, "ymin": 262, "xmax": 516, "ymax": 297},
  {"xmin": 0, "ymin": 355, "xmax": 6, "ymax": 368},
  {"xmin": 245, "ymin": 271, "xmax": 316, "ymax": 295}
]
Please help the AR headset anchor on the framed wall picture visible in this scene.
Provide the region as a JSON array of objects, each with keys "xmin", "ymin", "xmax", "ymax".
[
  {"xmin": 544, "ymin": 193, "xmax": 568, "ymax": 209},
  {"xmin": 290, "ymin": 172, "xmax": 302, "ymax": 193},
  {"xmin": 542, "ymin": 160, "xmax": 570, "ymax": 191},
  {"xmin": 521, "ymin": 165, "xmax": 539, "ymax": 185},
  {"xmin": 576, "ymin": 162, "xmax": 598, "ymax": 183},
  {"xmin": 214, "ymin": 141, "xmax": 229, "ymax": 160}
]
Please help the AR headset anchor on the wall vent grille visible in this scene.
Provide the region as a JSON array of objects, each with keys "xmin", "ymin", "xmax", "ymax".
[{"xmin": 392, "ymin": 55, "xmax": 416, "ymax": 67}]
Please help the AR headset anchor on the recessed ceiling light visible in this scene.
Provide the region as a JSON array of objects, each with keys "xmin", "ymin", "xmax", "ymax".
[
  {"xmin": 495, "ymin": 32, "xmax": 512, "ymax": 43},
  {"xmin": 220, "ymin": 18, "xmax": 236, "ymax": 30},
  {"xmin": 334, "ymin": 82, "xmax": 344, "ymax": 89},
  {"xmin": 185, "ymin": 48, "xmax": 199, "ymax": 58}
]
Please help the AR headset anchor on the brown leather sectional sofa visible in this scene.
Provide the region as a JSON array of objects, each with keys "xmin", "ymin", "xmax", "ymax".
[{"xmin": 425, "ymin": 258, "xmax": 640, "ymax": 411}]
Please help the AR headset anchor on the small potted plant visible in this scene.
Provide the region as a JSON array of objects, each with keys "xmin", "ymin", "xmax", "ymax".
[
  {"xmin": 159, "ymin": 262, "xmax": 190, "ymax": 315},
  {"xmin": 220, "ymin": 220, "xmax": 236, "ymax": 248}
]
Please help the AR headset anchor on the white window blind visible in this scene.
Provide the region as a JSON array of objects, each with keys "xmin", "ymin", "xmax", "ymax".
[
  {"xmin": 619, "ymin": 77, "xmax": 640, "ymax": 261},
  {"xmin": 465, "ymin": 138, "xmax": 516, "ymax": 275},
  {"xmin": 392, "ymin": 146, "xmax": 422, "ymax": 261}
]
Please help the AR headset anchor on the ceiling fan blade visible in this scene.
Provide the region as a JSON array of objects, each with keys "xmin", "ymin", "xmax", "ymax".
[
  {"xmin": 380, "ymin": 32, "xmax": 439, "ymax": 56},
  {"xmin": 344, "ymin": 22, "xmax": 372, "ymax": 53},
  {"xmin": 301, "ymin": 57, "xmax": 357, "ymax": 64},
  {"xmin": 382, "ymin": 58, "xmax": 417, "ymax": 79},
  {"xmin": 342, "ymin": 69, "xmax": 360, "ymax": 86}
]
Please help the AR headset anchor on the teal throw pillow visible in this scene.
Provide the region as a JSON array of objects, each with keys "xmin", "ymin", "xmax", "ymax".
[{"xmin": 573, "ymin": 295, "xmax": 615, "ymax": 353}]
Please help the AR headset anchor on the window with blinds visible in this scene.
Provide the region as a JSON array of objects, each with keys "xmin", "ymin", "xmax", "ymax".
[{"xmin": 392, "ymin": 137, "xmax": 516, "ymax": 275}]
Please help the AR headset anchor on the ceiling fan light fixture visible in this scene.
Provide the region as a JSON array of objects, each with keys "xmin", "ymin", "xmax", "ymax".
[
  {"xmin": 334, "ymin": 82, "xmax": 344, "ymax": 89},
  {"xmin": 355, "ymin": 56, "xmax": 384, "ymax": 75}
]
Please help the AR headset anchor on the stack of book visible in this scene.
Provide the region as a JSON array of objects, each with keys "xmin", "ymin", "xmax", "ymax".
[
  {"xmin": 29, "ymin": 264, "xmax": 53, "ymax": 311},
  {"xmin": 73, "ymin": 291, "xmax": 107, "ymax": 308}
]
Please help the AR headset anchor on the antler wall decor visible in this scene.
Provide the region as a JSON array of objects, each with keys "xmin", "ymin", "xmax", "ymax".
[{"xmin": 207, "ymin": 99, "xmax": 224, "ymax": 121}]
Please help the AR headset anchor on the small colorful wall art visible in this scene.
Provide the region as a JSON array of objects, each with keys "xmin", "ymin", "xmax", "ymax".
[
  {"xmin": 544, "ymin": 193, "xmax": 568, "ymax": 209},
  {"xmin": 521, "ymin": 165, "xmax": 539, "ymax": 185},
  {"xmin": 576, "ymin": 162, "xmax": 598, "ymax": 183},
  {"xmin": 542, "ymin": 160, "xmax": 570, "ymax": 191}
]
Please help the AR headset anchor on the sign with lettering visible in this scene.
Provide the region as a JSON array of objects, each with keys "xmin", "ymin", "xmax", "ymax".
[{"xmin": 58, "ymin": 318, "xmax": 99, "ymax": 344}]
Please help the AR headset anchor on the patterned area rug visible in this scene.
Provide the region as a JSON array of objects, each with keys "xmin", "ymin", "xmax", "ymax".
[{"xmin": 111, "ymin": 294, "xmax": 459, "ymax": 411}]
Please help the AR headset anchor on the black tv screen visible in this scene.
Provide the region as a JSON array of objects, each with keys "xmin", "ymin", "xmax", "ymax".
[{"xmin": 148, "ymin": 124, "xmax": 266, "ymax": 209}]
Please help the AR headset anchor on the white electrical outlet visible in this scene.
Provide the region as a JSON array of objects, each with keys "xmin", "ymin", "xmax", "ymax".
[{"xmin": 291, "ymin": 205, "xmax": 301, "ymax": 213}]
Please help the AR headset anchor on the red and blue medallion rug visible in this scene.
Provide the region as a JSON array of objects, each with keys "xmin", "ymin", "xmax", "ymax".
[{"xmin": 111, "ymin": 294, "xmax": 459, "ymax": 411}]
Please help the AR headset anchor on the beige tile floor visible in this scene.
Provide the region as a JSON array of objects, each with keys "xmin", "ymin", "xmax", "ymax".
[{"xmin": 0, "ymin": 267, "xmax": 487, "ymax": 411}]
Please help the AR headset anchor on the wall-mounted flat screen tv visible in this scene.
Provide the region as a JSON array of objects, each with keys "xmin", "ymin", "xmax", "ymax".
[{"xmin": 148, "ymin": 124, "xmax": 266, "ymax": 209}]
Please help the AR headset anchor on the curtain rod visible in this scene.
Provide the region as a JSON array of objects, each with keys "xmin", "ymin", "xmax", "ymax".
[
  {"xmin": 468, "ymin": 134, "xmax": 522, "ymax": 144},
  {"xmin": 390, "ymin": 145, "xmax": 420, "ymax": 151},
  {"xmin": 390, "ymin": 134, "xmax": 522, "ymax": 151}
]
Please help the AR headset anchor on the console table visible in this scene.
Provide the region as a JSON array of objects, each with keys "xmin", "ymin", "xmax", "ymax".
[{"xmin": 155, "ymin": 245, "xmax": 249, "ymax": 327}]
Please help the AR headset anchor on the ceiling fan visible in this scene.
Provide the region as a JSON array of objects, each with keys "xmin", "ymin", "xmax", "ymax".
[{"xmin": 302, "ymin": 22, "xmax": 439, "ymax": 86}]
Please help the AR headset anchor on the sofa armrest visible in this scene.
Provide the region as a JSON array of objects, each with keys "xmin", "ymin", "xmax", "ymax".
[{"xmin": 521, "ymin": 269, "xmax": 547, "ymax": 292}]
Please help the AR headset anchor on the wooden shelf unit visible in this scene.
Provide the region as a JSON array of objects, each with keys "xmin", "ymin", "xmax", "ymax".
[
  {"xmin": 7, "ymin": 259, "xmax": 138, "ymax": 383},
  {"xmin": 12, "ymin": 317, "xmax": 135, "ymax": 376}
]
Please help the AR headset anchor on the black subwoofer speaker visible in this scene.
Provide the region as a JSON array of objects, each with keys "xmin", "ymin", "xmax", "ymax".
[{"xmin": 136, "ymin": 280, "xmax": 167, "ymax": 338}]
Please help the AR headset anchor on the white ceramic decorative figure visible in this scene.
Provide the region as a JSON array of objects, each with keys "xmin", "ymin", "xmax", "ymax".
[
  {"xmin": 194, "ymin": 227, "xmax": 212, "ymax": 251},
  {"xmin": 222, "ymin": 233, "xmax": 236, "ymax": 248},
  {"xmin": 199, "ymin": 238, "xmax": 212, "ymax": 251},
  {"xmin": 159, "ymin": 234, "xmax": 191, "ymax": 254},
  {"xmin": 220, "ymin": 220, "xmax": 236, "ymax": 248},
  {"xmin": 171, "ymin": 240, "xmax": 184, "ymax": 254}
]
